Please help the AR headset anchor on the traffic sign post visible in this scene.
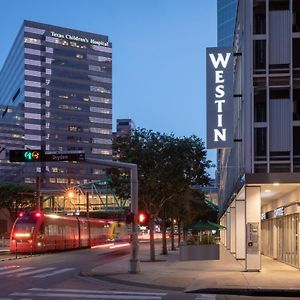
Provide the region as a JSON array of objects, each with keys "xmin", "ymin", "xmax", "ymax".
[{"xmin": 9, "ymin": 150, "xmax": 85, "ymax": 162}]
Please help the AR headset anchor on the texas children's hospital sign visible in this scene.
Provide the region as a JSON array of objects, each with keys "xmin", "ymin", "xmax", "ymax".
[{"xmin": 206, "ymin": 47, "xmax": 233, "ymax": 149}]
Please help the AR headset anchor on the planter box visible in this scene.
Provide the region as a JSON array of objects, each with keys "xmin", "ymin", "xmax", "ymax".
[{"xmin": 179, "ymin": 244, "xmax": 220, "ymax": 260}]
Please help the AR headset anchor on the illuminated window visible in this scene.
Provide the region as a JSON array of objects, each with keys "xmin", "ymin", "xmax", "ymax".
[
  {"xmin": 90, "ymin": 86, "xmax": 111, "ymax": 94},
  {"xmin": 25, "ymin": 48, "xmax": 41, "ymax": 56},
  {"xmin": 90, "ymin": 128, "xmax": 111, "ymax": 134},
  {"xmin": 25, "ymin": 59, "xmax": 41, "ymax": 66},
  {"xmin": 90, "ymin": 107, "xmax": 112, "ymax": 114},
  {"xmin": 89, "ymin": 96, "xmax": 111, "ymax": 104},
  {"xmin": 24, "ymin": 37, "xmax": 41, "ymax": 45},
  {"xmin": 92, "ymin": 148, "xmax": 112, "ymax": 155},
  {"xmin": 89, "ymin": 117, "xmax": 112, "ymax": 124},
  {"xmin": 24, "ymin": 113, "xmax": 41, "ymax": 120},
  {"xmin": 92, "ymin": 138, "xmax": 112, "ymax": 144},
  {"xmin": 68, "ymin": 125, "xmax": 78, "ymax": 132},
  {"xmin": 24, "ymin": 27, "xmax": 45, "ymax": 35},
  {"xmin": 58, "ymin": 95, "xmax": 69, "ymax": 99},
  {"xmin": 25, "ymin": 80, "xmax": 42, "ymax": 88},
  {"xmin": 57, "ymin": 178, "xmax": 68, "ymax": 183}
]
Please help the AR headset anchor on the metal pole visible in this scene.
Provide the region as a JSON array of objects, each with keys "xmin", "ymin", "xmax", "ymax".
[
  {"xmin": 36, "ymin": 176, "xmax": 41, "ymax": 212},
  {"xmin": 86, "ymin": 192, "xmax": 91, "ymax": 247},
  {"xmin": 129, "ymin": 165, "xmax": 140, "ymax": 273},
  {"xmin": 85, "ymin": 158, "xmax": 140, "ymax": 273}
]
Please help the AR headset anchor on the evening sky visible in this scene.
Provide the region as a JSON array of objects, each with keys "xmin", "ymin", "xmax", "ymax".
[{"xmin": 0, "ymin": 0, "xmax": 217, "ymax": 175}]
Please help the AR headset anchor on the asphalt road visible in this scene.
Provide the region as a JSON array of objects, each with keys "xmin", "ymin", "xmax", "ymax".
[
  {"xmin": 0, "ymin": 245, "xmax": 175, "ymax": 300},
  {"xmin": 0, "ymin": 245, "xmax": 298, "ymax": 300}
]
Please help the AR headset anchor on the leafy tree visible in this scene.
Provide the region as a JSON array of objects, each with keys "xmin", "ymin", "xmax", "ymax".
[
  {"xmin": 112, "ymin": 128, "xmax": 212, "ymax": 260},
  {"xmin": 0, "ymin": 183, "xmax": 35, "ymax": 223}
]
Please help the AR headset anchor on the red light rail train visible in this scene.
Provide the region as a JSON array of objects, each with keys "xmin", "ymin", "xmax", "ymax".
[{"xmin": 10, "ymin": 211, "xmax": 129, "ymax": 253}]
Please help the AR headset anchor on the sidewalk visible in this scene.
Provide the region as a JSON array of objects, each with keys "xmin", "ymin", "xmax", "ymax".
[{"xmin": 91, "ymin": 243, "xmax": 300, "ymax": 296}]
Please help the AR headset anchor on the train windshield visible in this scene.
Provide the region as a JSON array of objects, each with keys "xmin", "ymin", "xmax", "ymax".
[
  {"xmin": 13, "ymin": 221, "xmax": 36, "ymax": 239},
  {"xmin": 15, "ymin": 222, "xmax": 35, "ymax": 233}
]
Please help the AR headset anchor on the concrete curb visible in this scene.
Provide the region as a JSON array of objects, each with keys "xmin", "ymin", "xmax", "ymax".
[
  {"xmin": 185, "ymin": 288, "xmax": 300, "ymax": 297},
  {"xmin": 90, "ymin": 274, "xmax": 184, "ymax": 292}
]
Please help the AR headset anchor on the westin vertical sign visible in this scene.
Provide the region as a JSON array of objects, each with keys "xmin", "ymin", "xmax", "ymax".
[{"xmin": 206, "ymin": 47, "xmax": 233, "ymax": 149}]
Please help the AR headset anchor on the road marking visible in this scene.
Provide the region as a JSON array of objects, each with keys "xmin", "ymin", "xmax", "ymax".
[
  {"xmin": 32, "ymin": 268, "xmax": 75, "ymax": 278},
  {"xmin": 16, "ymin": 267, "xmax": 56, "ymax": 277},
  {"xmin": 11, "ymin": 293, "xmax": 163, "ymax": 299},
  {"xmin": 0, "ymin": 267, "xmax": 34, "ymax": 275},
  {"xmin": 29, "ymin": 288, "xmax": 167, "ymax": 296},
  {"xmin": 10, "ymin": 288, "xmax": 168, "ymax": 299},
  {"xmin": 195, "ymin": 294, "xmax": 216, "ymax": 300}
]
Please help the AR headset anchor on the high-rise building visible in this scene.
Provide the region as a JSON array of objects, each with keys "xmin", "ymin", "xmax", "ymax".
[
  {"xmin": 0, "ymin": 20, "xmax": 112, "ymax": 190},
  {"xmin": 116, "ymin": 119, "xmax": 135, "ymax": 136},
  {"xmin": 217, "ymin": 0, "xmax": 237, "ymax": 46},
  {"xmin": 215, "ymin": 0, "xmax": 300, "ymax": 270}
]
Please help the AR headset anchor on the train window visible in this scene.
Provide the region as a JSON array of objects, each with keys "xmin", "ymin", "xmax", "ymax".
[
  {"xmin": 15, "ymin": 222, "xmax": 35, "ymax": 233},
  {"xmin": 39, "ymin": 223, "xmax": 45, "ymax": 235}
]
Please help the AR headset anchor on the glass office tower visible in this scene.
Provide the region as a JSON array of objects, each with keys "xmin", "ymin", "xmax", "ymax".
[
  {"xmin": 217, "ymin": 0, "xmax": 237, "ymax": 46},
  {"xmin": 0, "ymin": 20, "xmax": 112, "ymax": 190}
]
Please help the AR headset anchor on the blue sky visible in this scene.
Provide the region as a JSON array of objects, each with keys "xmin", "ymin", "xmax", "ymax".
[{"xmin": 0, "ymin": 0, "xmax": 217, "ymax": 174}]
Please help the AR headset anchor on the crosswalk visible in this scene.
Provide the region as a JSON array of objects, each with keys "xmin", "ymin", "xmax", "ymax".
[
  {"xmin": 0, "ymin": 265, "xmax": 75, "ymax": 278},
  {"xmin": 9, "ymin": 288, "xmax": 168, "ymax": 299},
  {"xmin": 195, "ymin": 294, "xmax": 216, "ymax": 300}
]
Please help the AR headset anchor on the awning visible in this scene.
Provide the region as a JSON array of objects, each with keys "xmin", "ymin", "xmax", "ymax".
[{"xmin": 184, "ymin": 220, "xmax": 226, "ymax": 231}]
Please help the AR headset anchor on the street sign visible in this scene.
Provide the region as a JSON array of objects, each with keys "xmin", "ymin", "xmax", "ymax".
[
  {"xmin": 9, "ymin": 150, "xmax": 85, "ymax": 162},
  {"xmin": 44, "ymin": 152, "xmax": 85, "ymax": 162}
]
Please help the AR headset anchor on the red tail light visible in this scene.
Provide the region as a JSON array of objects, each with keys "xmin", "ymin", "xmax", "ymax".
[
  {"xmin": 35, "ymin": 212, "xmax": 41, "ymax": 217},
  {"xmin": 19, "ymin": 212, "xmax": 24, "ymax": 217}
]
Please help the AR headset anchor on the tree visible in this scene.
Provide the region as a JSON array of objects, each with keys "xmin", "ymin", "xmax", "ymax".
[
  {"xmin": 112, "ymin": 128, "xmax": 212, "ymax": 260},
  {"xmin": 0, "ymin": 183, "xmax": 35, "ymax": 223}
]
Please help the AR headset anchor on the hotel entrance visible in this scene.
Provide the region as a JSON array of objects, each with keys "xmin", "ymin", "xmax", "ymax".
[{"xmin": 262, "ymin": 213, "xmax": 299, "ymax": 269}]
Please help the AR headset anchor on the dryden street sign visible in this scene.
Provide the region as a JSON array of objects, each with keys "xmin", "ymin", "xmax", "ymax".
[
  {"xmin": 9, "ymin": 150, "xmax": 85, "ymax": 162},
  {"xmin": 206, "ymin": 47, "xmax": 233, "ymax": 149}
]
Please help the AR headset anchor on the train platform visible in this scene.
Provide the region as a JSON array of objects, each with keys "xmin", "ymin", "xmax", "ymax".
[{"xmin": 91, "ymin": 243, "xmax": 300, "ymax": 297}]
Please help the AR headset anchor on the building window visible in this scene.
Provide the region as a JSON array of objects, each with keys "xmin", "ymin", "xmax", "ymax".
[
  {"xmin": 293, "ymin": 89, "xmax": 300, "ymax": 120},
  {"xmin": 253, "ymin": 0, "xmax": 266, "ymax": 34},
  {"xmin": 293, "ymin": 127, "xmax": 300, "ymax": 156},
  {"xmin": 253, "ymin": 40, "xmax": 266, "ymax": 73},
  {"xmin": 254, "ymin": 164, "xmax": 267, "ymax": 173},
  {"xmin": 269, "ymin": 0, "xmax": 289, "ymax": 11},
  {"xmin": 270, "ymin": 164, "xmax": 290, "ymax": 172},
  {"xmin": 24, "ymin": 37, "xmax": 41, "ymax": 45},
  {"xmin": 293, "ymin": 1, "xmax": 300, "ymax": 32},
  {"xmin": 254, "ymin": 127, "xmax": 267, "ymax": 160},
  {"xmin": 254, "ymin": 88, "xmax": 266, "ymax": 122}
]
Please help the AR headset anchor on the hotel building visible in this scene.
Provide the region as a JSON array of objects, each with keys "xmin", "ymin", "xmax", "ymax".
[
  {"xmin": 217, "ymin": 0, "xmax": 300, "ymax": 270},
  {"xmin": 0, "ymin": 20, "xmax": 112, "ymax": 190}
]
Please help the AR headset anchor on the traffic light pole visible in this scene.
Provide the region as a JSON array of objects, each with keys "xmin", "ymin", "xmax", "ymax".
[
  {"xmin": 36, "ymin": 176, "xmax": 41, "ymax": 212},
  {"xmin": 85, "ymin": 157, "xmax": 140, "ymax": 274}
]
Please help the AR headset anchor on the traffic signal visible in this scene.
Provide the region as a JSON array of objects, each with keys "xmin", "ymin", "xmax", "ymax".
[
  {"xmin": 138, "ymin": 212, "xmax": 149, "ymax": 226},
  {"xmin": 9, "ymin": 150, "xmax": 43, "ymax": 162}
]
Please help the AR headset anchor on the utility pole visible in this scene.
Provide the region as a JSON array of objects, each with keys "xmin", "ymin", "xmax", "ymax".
[
  {"xmin": 36, "ymin": 176, "xmax": 41, "ymax": 212},
  {"xmin": 85, "ymin": 157, "xmax": 140, "ymax": 274}
]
